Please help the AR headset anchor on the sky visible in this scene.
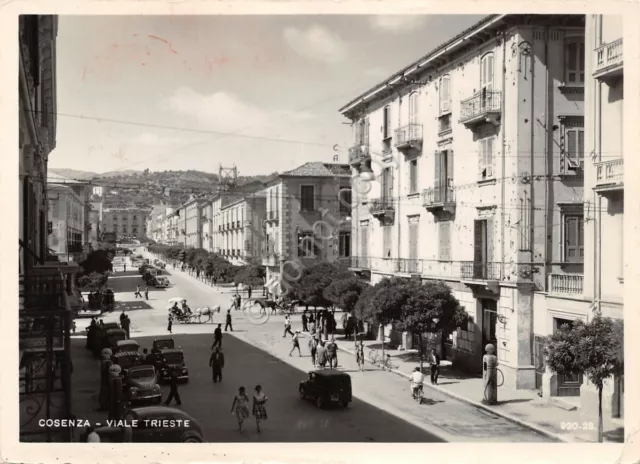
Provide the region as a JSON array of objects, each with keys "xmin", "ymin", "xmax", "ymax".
[{"xmin": 51, "ymin": 14, "xmax": 485, "ymax": 177}]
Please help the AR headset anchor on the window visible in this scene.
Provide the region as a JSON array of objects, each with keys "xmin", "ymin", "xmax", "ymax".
[
  {"xmin": 133, "ymin": 215, "xmax": 137, "ymax": 220},
  {"xmin": 338, "ymin": 232, "xmax": 351, "ymax": 258},
  {"xmin": 438, "ymin": 221, "xmax": 452, "ymax": 261},
  {"xmin": 382, "ymin": 106, "xmax": 392, "ymax": 139},
  {"xmin": 298, "ymin": 231, "xmax": 319, "ymax": 258},
  {"xmin": 563, "ymin": 213, "xmax": 584, "ymax": 262},
  {"xmin": 478, "ymin": 138, "xmax": 494, "ymax": 180},
  {"xmin": 563, "ymin": 124, "xmax": 585, "ymax": 170},
  {"xmin": 382, "ymin": 225, "xmax": 392, "ymax": 258},
  {"xmin": 565, "ymin": 38, "xmax": 585, "ymax": 85},
  {"xmin": 339, "ymin": 189, "xmax": 352, "ymax": 215},
  {"xmin": 382, "ymin": 167, "xmax": 394, "ymax": 199},
  {"xmin": 480, "ymin": 53, "xmax": 494, "ymax": 92},
  {"xmin": 435, "ymin": 150, "xmax": 454, "ymax": 197},
  {"xmin": 409, "ymin": 92, "xmax": 419, "ymax": 124},
  {"xmin": 439, "ymin": 75, "xmax": 451, "ymax": 115},
  {"xmin": 409, "ymin": 159, "xmax": 418, "ymax": 194},
  {"xmin": 355, "ymin": 117, "xmax": 370, "ymax": 146},
  {"xmin": 300, "ymin": 185, "xmax": 315, "ymax": 211}
]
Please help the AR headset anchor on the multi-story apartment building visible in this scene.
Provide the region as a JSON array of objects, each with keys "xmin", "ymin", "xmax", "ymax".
[
  {"xmin": 47, "ymin": 183, "xmax": 85, "ymax": 262},
  {"xmin": 340, "ymin": 14, "xmax": 586, "ymax": 392},
  {"xmin": 87, "ymin": 205, "xmax": 100, "ymax": 246},
  {"xmin": 166, "ymin": 209, "xmax": 181, "ymax": 245},
  {"xmin": 102, "ymin": 208, "xmax": 150, "ymax": 240},
  {"xmin": 261, "ymin": 162, "xmax": 352, "ymax": 297},
  {"xmin": 19, "ymin": 15, "xmax": 58, "ymax": 272},
  {"xmin": 533, "ymin": 14, "xmax": 624, "ymax": 418},
  {"xmin": 183, "ymin": 196, "xmax": 209, "ymax": 248},
  {"xmin": 218, "ymin": 195, "xmax": 267, "ymax": 264}
]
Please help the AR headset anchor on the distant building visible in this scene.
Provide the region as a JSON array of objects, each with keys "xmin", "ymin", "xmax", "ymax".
[
  {"xmin": 217, "ymin": 194, "xmax": 267, "ymax": 264},
  {"xmin": 259, "ymin": 162, "xmax": 352, "ymax": 298},
  {"xmin": 47, "ymin": 184, "xmax": 85, "ymax": 262},
  {"xmin": 92, "ymin": 186, "xmax": 103, "ymax": 197},
  {"xmin": 102, "ymin": 207, "xmax": 150, "ymax": 240}
]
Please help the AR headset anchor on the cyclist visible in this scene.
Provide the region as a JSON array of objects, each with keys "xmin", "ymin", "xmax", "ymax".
[{"xmin": 410, "ymin": 367, "xmax": 424, "ymax": 398}]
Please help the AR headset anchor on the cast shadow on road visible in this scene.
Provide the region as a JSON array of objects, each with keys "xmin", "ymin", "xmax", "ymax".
[{"xmin": 114, "ymin": 301, "xmax": 155, "ymax": 312}]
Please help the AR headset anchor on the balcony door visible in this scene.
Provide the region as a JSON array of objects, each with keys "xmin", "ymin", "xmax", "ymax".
[
  {"xmin": 473, "ymin": 219, "xmax": 492, "ymax": 279},
  {"xmin": 434, "ymin": 150, "xmax": 453, "ymax": 201},
  {"xmin": 481, "ymin": 298, "xmax": 498, "ymax": 348},
  {"xmin": 408, "ymin": 219, "xmax": 419, "ymax": 273},
  {"xmin": 381, "ymin": 167, "xmax": 394, "ymax": 201},
  {"xmin": 480, "ymin": 53, "xmax": 494, "ymax": 109},
  {"xmin": 409, "ymin": 92, "xmax": 419, "ymax": 125},
  {"xmin": 360, "ymin": 226, "xmax": 370, "ymax": 263}
]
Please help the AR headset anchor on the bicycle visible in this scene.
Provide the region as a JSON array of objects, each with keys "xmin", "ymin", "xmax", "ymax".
[{"xmin": 367, "ymin": 348, "xmax": 397, "ymax": 370}]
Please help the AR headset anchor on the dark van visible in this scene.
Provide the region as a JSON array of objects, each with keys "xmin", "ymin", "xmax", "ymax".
[{"xmin": 299, "ymin": 369, "xmax": 352, "ymax": 409}]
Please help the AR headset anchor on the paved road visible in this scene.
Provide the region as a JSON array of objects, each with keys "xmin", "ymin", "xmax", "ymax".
[{"xmin": 70, "ymin": 246, "xmax": 554, "ymax": 442}]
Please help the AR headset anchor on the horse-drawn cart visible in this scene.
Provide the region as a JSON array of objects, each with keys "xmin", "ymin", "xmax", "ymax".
[{"xmin": 167, "ymin": 297, "xmax": 219, "ymax": 324}]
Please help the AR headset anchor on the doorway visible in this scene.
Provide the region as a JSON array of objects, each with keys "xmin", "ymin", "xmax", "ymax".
[{"xmin": 481, "ymin": 299, "xmax": 497, "ymax": 348}]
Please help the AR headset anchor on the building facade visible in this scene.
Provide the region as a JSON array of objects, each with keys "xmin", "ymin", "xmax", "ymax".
[
  {"xmin": 19, "ymin": 15, "xmax": 58, "ymax": 272},
  {"xmin": 261, "ymin": 162, "xmax": 352, "ymax": 297},
  {"xmin": 218, "ymin": 195, "xmax": 267, "ymax": 264},
  {"xmin": 102, "ymin": 208, "xmax": 150, "ymax": 240},
  {"xmin": 47, "ymin": 184, "xmax": 85, "ymax": 262},
  {"xmin": 340, "ymin": 14, "xmax": 586, "ymax": 392},
  {"xmin": 183, "ymin": 196, "xmax": 208, "ymax": 248}
]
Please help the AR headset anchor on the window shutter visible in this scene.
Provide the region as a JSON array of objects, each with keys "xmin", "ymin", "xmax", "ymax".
[
  {"xmin": 434, "ymin": 151, "xmax": 442, "ymax": 197},
  {"xmin": 384, "ymin": 107, "xmax": 391, "ymax": 138},
  {"xmin": 388, "ymin": 168, "xmax": 394, "ymax": 199},
  {"xmin": 361, "ymin": 227, "xmax": 369, "ymax": 257},
  {"xmin": 383, "ymin": 226, "xmax": 392, "ymax": 258},
  {"xmin": 446, "ymin": 150, "xmax": 454, "ymax": 190},
  {"xmin": 478, "ymin": 141, "xmax": 485, "ymax": 178},
  {"xmin": 486, "ymin": 218, "xmax": 493, "ymax": 264},
  {"xmin": 473, "ymin": 220, "xmax": 484, "ymax": 264},
  {"xmin": 410, "ymin": 160, "xmax": 418, "ymax": 193},
  {"xmin": 486, "ymin": 138, "xmax": 493, "ymax": 177},
  {"xmin": 409, "ymin": 221, "xmax": 419, "ymax": 260},
  {"xmin": 578, "ymin": 216, "xmax": 584, "ymax": 260},
  {"xmin": 439, "ymin": 221, "xmax": 451, "ymax": 261},
  {"xmin": 578, "ymin": 130, "xmax": 585, "ymax": 167},
  {"xmin": 565, "ymin": 216, "xmax": 578, "ymax": 262},
  {"xmin": 364, "ymin": 118, "xmax": 370, "ymax": 146}
]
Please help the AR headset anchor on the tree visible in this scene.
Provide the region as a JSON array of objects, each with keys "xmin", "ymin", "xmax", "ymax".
[
  {"xmin": 395, "ymin": 280, "xmax": 467, "ymax": 371},
  {"xmin": 544, "ymin": 316, "xmax": 624, "ymax": 442},
  {"xmin": 325, "ymin": 273, "xmax": 369, "ymax": 348},
  {"xmin": 294, "ymin": 263, "xmax": 343, "ymax": 311},
  {"xmin": 234, "ymin": 264, "xmax": 266, "ymax": 287},
  {"xmin": 76, "ymin": 271, "xmax": 108, "ymax": 291},
  {"xmin": 354, "ymin": 277, "xmax": 408, "ymax": 358},
  {"xmin": 79, "ymin": 249, "xmax": 113, "ymax": 274}
]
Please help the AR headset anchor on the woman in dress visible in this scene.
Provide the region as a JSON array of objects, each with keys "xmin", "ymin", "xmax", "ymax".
[
  {"xmin": 230, "ymin": 386, "xmax": 250, "ymax": 432},
  {"xmin": 252, "ymin": 385, "xmax": 268, "ymax": 433}
]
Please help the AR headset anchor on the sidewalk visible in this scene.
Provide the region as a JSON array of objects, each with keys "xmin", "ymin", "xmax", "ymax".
[{"xmin": 338, "ymin": 338, "xmax": 624, "ymax": 443}]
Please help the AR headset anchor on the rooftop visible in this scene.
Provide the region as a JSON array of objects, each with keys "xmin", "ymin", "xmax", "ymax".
[{"xmin": 280, "ymin": 162, "xmax": 351, "ymax": 179}]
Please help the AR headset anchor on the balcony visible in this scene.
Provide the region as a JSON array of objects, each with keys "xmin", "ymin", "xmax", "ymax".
[
  {"xmin": 395, "ymin": 258, "xmax": 422, "ymax": 275},
  {"xmin": 459, "ymin": 90, "xmax": 502, "ymax": 128},
  {"xmin": 460, "ymin": 261, "xmax": 501, "ymax": 284},
  {"xmin": 422, "ymin": 186, "xmax": 456, "ymax": 214},
  {"xmin": 369, "ymin": 197, "xmax": 395, "ymax": 224},
  {"xmin": 348, "ymin": 144, "xmax": 371, "ymax": 166},
  {"xmin": 349, "ymin": 256, "xmax": 371, "ymax": 270},
  {"xmin": 394, "ymin": 123, "xmax": 423, "ymax": 151},
  {"xmin": 548, "ymin": 273, "xmax": 583, "ymax": 296},
  {"xmin": 594, "ymin": 38, "xmax": 623, "ymax": 82},
  {"xmin": 594, "ymin": 159, "xmax": 623, "ymax": 193}
]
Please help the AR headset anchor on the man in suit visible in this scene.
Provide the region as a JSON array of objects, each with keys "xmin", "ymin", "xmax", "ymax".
[
  {"xmin": 209, "ymin": 347, "xmax": 225, "ymax": 383},
  {"xmin": 164, "ymin": 369, "xmax": 182, "ymax": 405},
  {"xmin": 429, "ymin": 349, "xmax": 441, "ymax": 385}
]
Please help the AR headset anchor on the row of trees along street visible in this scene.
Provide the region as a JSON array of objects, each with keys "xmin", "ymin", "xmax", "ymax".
[{"xmin": 148, "ymin": 243, "xmax": 623, "ymax": 442}]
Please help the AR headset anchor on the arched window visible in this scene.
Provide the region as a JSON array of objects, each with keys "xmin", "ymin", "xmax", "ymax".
[{"xmin": 438, "ymin": 76, "xmax": 450, "ymax": 115}]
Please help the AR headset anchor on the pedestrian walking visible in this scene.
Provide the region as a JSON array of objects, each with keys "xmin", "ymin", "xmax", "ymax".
[
  {"xmin": 167, "ymin": 314, "xmax": 173, "ymax": 333},
  {"xmin": 247, "ymin": 286, "xmax": 252, "ymax": 299},
  {"xmin": 283, "ymin": 315, "xmax": 294, "ymax": 338},
  {"xmin": 429, "ymin": 348, "xmax": 441, "ymax": 385},
  {"xmin": 224, "ymin": 310, "xmax": 233, "ymax": 332},
  {"xmin": 164, "ymin": 369, "xmax": 182, "ymax": 406},
  {"xmin": 144, "ymin": 285, "xmax": 149, "ymax": 300},
  {"xmin": 308, "ymin": 336, "xmax": 318, "ymax": 367},
  {"xmin": 230, "ymin": 387, "xmax": 250, "ymax": 433},
  {"xmin": 140, "ymin": 348, "xmax": 149, "ymax": 364},
  {"xmin": 209, "ymin": 347, "xmax": 225, "ymax": 383},
  {"xmin": 356, "ymin": 340, "xmax": 365, "ymax": 371},
  {"xmin": 134, "ymin": 285, "xmax": 142, "ymax": 299},
  {"xmin": 301, "ymin": 311, "xmax": 309, "ymax": 332},
  {"xmin": 123, "ymin": 263, "xmax": 127, "ymax": 272},
  {"xmin": 122, "ymin": 316, "xmax": 131, "ymax": 340},
  {"xmin": 289, "ymin": 330, "xmax": 302, "ymax": 357},
  {"xmin": 212, "ymin": 324, "xmax": 223, "ymax": 349},
  {"xmin": 316, "ymin": 341, "xmax": 328, "ymax": 369},
  {"xmin": 119, "ymin": 310, "xmax": 126, "ymax": 325},
  {"xmin": 252, "ymin": 385, "xmax": 268, "ymax": 433},
  {"xmin": 326, "ymin": 337, "xmax": 338, "ymax": 368},
  {"xmin": 235, "ymin": 293, "xmax": 242, "ymax": 311}
]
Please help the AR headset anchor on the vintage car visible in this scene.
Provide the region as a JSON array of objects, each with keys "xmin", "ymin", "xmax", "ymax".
[
  {"xmin": 114, "ymin": 339, "xmax": 140, "ymax": 354},
  {"xmin": 112, "ymin": 349, "xmax": 141, "ymax": 375},
  {"xmin": 299, "ymin": 369, "xmax": 352, "ymax": 409},
  {"xmin": 92, "ymin": 325, "xmax": 125, "ymax": 356},
  {"xmin": 123, "ymin": 364, "xmax": 162, "ymax": 405},
  {"xmin": 152, "ymin": 337, "xmax": 175, "ymax": 352},
  {"xmin": 153, "ymin": 276, "xmax": 170, "ymax": 288},
  {"xmin": 94, "ymin": 406, "xmax": 204, "ymax": 442},
  {"xmin": 157, "ymin": 348, "xmax": 189, "ymax": 383},
  {"xmin": 138, "ymin": 264, "xmax": 152, "ymax": 275}
]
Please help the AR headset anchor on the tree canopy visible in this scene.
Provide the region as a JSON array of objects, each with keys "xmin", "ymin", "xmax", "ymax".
[
  {"xmin": 79, "ymin": 249, "xmax": 113, "ymax": 274},
  {"xmin": 324, "ymin": 273, "xmax": 369, "ymax": 313},
  {"xmin": 290, "ymin": 262, "xmax": 344, "ymax": 309},
  {"xmin": 76, "ymin": 271, "xmax": 109, "ymax": 291},
  {"xmin": 234, "ymin": 264, "xmax": 266, "ymax": 287}
]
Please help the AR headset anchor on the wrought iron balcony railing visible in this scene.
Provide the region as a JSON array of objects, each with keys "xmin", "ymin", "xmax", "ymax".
[
  {"xmin": 394, "ymin": 123, "xmax": 423, "ymax": 150},
  {"xmin": 594, "ymin": 38, "xmax": 623, "ymax": 80},
  {"xmin": 369, "ymin": 197, "xmax": 395, "ymax": 216},
  {"xmin": 549, "ymin": 273, "xmax": 583, "ymax": 296},
  {"xmin": 460, "ymin": 261, "xmax": 501, "ymax": 281},
  {"xmin": 459, "ymin": 90, "xmax": 502, "ymax": 127},
  {"xmin": 349, "ymin": 256, "xmax": 371, "ymax": 269},
  {"xmin": 595, "ymin": 158, "xmax": 623, "ymax": 191},
  {"xmin": 422, "ymin": 186, "xmax": 455, "ymax": 211},
  {"xmin": 348, "ymin": 144, "xmax": 371, "ymax": 166}
]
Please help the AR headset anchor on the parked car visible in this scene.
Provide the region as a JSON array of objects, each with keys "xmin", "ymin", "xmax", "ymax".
[
  {"xmin": 153, "ymin": 337, "xmax": 175, "ymax": 351},
  {"xmin": 299, "ymin": 369, "xmax": 352, "ymax": 409},
  {"xmin": 157, "ymin": 348, "xmax": 189, "ymax": 383},
  {"xmin": 123, "ymin": 365, "xmax": 162, "ymax": 405},
  {"xmin": 153, "ymin": 276, "xmax": 170, "ymax": 288},
  {"xmin": 112, "ymin": 349, "xmax": 141, "ymax": 376},
  {"xmin": 114, "ymin": 339, "xmax": 140, "ymax": 354},
  {"xmin": 138, "ymin": 264, "xmax": 152, "ymax": 275},
  {"xmin": 94, "ymin": 406, "xmax": 204, "ymax": 442}
]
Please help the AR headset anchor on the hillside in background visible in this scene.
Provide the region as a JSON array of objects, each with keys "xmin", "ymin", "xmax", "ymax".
[{"xmin": 50, "ymin": 168, "xmax": 276, "ymax": 209}]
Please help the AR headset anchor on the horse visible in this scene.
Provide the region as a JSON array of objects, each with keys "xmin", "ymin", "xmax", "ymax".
[{"xmin": 194, "ymin": 306, "xmax": 220, "ymax": 323}]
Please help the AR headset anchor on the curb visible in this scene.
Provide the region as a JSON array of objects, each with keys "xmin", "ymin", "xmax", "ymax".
[{"xmin": 337, "ymin": 345, "xmax": 576, "ymax": 444}]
